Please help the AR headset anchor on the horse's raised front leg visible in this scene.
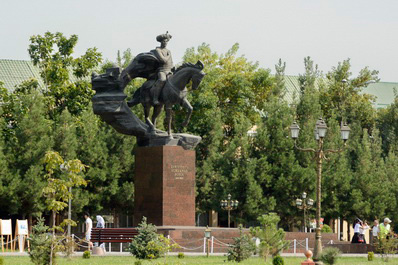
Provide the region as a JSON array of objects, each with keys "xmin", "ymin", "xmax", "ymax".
[
  {"xmin": 151, "ymin": 104, "xmax": 163, "ymax": 130},
  {"xmin": 143, "ymin": 103, "xmax": 155, "ymax": 133},
  {"xmin": 165, "ymin": 105, "xmax": 173, "ymax": 139},
  {"xmin": 181, "ymin": 98, "xmax": 193, "ymax": 128}
]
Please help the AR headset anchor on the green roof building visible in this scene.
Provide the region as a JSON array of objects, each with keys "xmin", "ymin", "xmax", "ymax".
[
  {"xmin": 0, "ymin": 59, "xmax": 45, "ymax": 90},
  {"xmin": 363, "ymin": 82, "xmax": 398, "ymax": 109}
]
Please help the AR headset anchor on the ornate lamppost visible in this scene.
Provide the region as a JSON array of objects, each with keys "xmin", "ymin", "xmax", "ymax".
[
  {"xmin": 204, "ymin": 226, "xmax": 212, "ymax": 257},
  {"xmin": 295, "ymin": 192, "xmax": 314, "ymax": 232},
  {"xmin": 220, "ymin": 194, "xmax": 239, "ymax": 228},
  {"xmin": 290, "ymin": 118, "xmax": 350, "ymax": 264}
]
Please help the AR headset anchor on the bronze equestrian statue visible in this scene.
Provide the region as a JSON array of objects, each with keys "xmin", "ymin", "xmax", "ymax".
[{"xmin": 91, "ymin": 33, "xmax": 205, "ymax": 148}]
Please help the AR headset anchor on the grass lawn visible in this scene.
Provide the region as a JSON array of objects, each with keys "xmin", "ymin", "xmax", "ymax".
[{"xmin": 3, "ymin": 256, "xmax": 398, "ymax": 265}]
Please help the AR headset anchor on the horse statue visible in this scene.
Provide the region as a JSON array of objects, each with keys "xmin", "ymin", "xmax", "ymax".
[
  {"xmin": 91, "ymin": 35, "xmax": 205, "ymax": 149},
  {"xmin": 127, "ymin": 60, "xmax": 205, "ymax": 139}
]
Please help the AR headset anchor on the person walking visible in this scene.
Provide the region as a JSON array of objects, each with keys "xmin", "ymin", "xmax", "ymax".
[
  {"xmin": 95, "ymin": 215, "xmax": 106, "ymax": 250},
  {"xmin": 84, "ymin": 213, "xmax": 93, "ymax": 250},
  {"xmin": 96, "ymin": 215, "xmax": 105, "ymax": 228}
]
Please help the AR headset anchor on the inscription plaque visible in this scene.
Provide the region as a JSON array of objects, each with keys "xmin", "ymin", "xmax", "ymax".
[{"xmin": 171, "ymin": 165, "xmax": 188, "ymax": 179}]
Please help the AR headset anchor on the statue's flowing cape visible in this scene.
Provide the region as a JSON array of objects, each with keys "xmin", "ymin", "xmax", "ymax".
[
  {"xmin": 119, "ymin": 52, "xmax": 160, "ymax": 87},
  {"xmin": 91, "ymin": 60, "xmax": 201, "ymax": 150}
]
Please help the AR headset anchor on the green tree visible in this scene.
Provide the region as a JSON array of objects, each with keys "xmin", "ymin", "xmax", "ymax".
[
  {"xmin": 377, "ymin": 95, "xmax": 398, "ymax": 155},
  {"xmin": 7, "ymin": 90, "xmax": 53, "ymax": 219},
  {"xmin": 73, "ymin": 108, "xmax": 135, "ymax": 223},
  {"xmin": 0, "ymin": 111, "xmax": 15, "ymax": 216},
  {"xmin": 227, "ymin": 225, "xmax": 255, "ymax": 262},
  {"xmin": 28, "ymin": 216, "xmax": 52, "ymax": 265},
  {"xmin": 383, "ymin": 150, "xmax": 398, "ymax": 223},
  {"xmin": 315, "ymin": 58, "xmax": 380, "ymax": 225},
  {"xmin": 349, "ymin": 129, "xmax": 395, "ymax": 220},
  {"xmin": 128, "ymin": 217, "xmax": 176, "ymax": 260},
  {"xmin": 255, "ymin": 95, "xmax": 306, "ymax": 229},
  {"xmin": 42, "ymin": 151, "xmax": 86, "ymax": 265},
  {"xmin": 250, "ymin": 213, "xmax": 289, "ymax": 262},
  {"xmin": 216, "ymin": 114, "xmax": 272, "ymax": 223},
  {"xmin": 319, "ymin": 59, "xmax": 378, "ymax": 130},
  {"xmin": 54, "ymin": 109, "xmax": 78, "ymax": 160},
  {"xmin": 320, "ymin": 116, "xmax": 354, "ymax": 222},
  {"xmin": 28, "ymin": 31, "xmax": 102, "ymax": 117},
  {"xmin": 180, "ymin": 43, "xmax": 275, "ymax": 223}
]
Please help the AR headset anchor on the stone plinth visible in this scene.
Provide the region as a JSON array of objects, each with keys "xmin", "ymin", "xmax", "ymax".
[{"xmin": 133, "ymin": 146, "xmax": 196, "ymax": 226}]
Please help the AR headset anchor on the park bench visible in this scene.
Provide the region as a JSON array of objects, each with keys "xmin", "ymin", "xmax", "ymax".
[{"xmin": 90, "ymin": 228, "xmax": 139, "ymax": 245}]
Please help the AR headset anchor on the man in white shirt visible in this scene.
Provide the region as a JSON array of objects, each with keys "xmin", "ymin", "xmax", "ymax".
[
  {"xmin": 372, "ymin": 220, "xmax": 379, "ymax": 244},
  {"xmin": 84, "ymin": 213, "xmax": 93, "ymax": 250}
]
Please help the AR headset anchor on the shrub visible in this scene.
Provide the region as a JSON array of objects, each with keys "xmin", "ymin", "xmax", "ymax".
[
  {"xmin": 368, "ymin": 251, "xmax": 374, "ymax": 261},
  {"xmin": 63, "ymin": 235, "xmax": 77, "ymax": 258},
  {"xmin": 375, "ymin": 235, "xmax": 398, "ymax": 262},
  {"xmin": 177, "ymin": 252, "xmax": 185, "ymax": 259},
  {"xmin": 129, "ymin": 217, "xmax": 177, "ymax": 259},
  {"xmin": 272, "ymin": 255, "xmax": 284, "ymax": 265},
  {"xmin": 227, "ymin": 225, "xmax": 255, "ymax": 262},
  {"xmin": 83, "ymin": 250, "xmax": 91, "ymax": 259},
  {"xmin": 250, "ymin": 213, "xmax": 289, "ymax": 262},
  {"xmin": 28, "ymin": 217, "xmax": 54, "ymax": 265},
  {"xmin": 320, "ymin": 247, "xmax": 341, "ymax": 265},
  {"xmin": 321, "ymin": 224, "xmax": 333, "ymax": 233}
]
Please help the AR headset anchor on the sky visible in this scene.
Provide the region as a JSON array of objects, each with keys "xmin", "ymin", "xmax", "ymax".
[{"xmin": 1, "ymin": 0, "xmax": 397, "ymax": 81}]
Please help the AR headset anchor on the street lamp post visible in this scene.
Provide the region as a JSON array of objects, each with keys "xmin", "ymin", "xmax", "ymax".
[
  {"xmin": 204, "ymin": 226, "xmax": 212, "ymax": 257},
  {"xmin": 220, "ymin": 194, "xmax": 239, "ymax": 228},
  {"xmin": 295, "ymin": 192, "xmax": 314, "ymax": 232},
  {"xmin": 290, "ymin": 118, "xmax": 350, "ymax": 264}
]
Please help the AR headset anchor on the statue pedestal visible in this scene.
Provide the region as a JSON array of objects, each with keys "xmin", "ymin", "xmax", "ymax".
[{"xmin": 133, "ymin": 146, "xmax": 196, "ymax": 226}]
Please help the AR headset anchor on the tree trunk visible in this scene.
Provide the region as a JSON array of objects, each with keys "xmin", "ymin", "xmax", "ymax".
[
  {"xmin": 50, "ymin": 210, "xmax": 56, "ymax": 265},
  {"xmin": 329, "ymin": 219, "xmax": 334, "ymax": 232},
  {"xmin": 347, "ymin": 221, "xmax": 351, "ymax": 242},
  {"xmin": 113, "ymin": 210, "xmax": 119, "ymax": 228},
  {"xmin": 28, "ymin": 214, "xmax": 33, "ymax": 233},
  {"xmin": 340, "ymin": 218, "xmax": 344, "ymax": 241}
]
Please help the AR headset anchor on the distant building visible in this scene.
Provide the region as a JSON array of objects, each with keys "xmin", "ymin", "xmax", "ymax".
[
  {"xmin": 0, "ymin": 59, "xmax": 396, "ymax": 109},
  {"xmin": 0, "ymin": 59, "xmax": 44, "ymax": 90},
  {"xmin": 282, "ymin": 75, "xmax": 397, "ymax": 109},
  {"xmin": 362, "ymin": 82, "xmax": 397, "ymax": 109}
]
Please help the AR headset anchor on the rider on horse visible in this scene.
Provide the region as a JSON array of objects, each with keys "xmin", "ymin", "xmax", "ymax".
[
  {"xmin": 151, "ymin": 32, "xmax": 173, "ymax": 105},
  {"xmin": 115, "ymin": 32, "xmax": 205, "ymax": 138}
]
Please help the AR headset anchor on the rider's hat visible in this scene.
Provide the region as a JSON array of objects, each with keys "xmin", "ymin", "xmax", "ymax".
[{"xmin": 156, "ymin": 32, "xmax": 172, "ymax": 42}]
